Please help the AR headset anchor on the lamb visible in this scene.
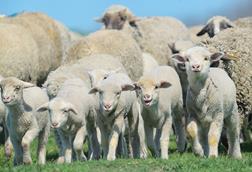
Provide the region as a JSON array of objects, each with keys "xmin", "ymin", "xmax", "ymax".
[
  {"xmin": 89, "ymin": 73, "xmax": 147, "ymax": 160},
  {"xmin": 0, "ymin": 77, "xmax": 50, "ymax": 165},
  {"xmin": 173, "ymin": 46, "xmax": 242, "ymax": 158},
  {"xmin": 62, "ymin": 30, "xmax": 143, "ymax": 81},
  {"xmin": 197, "ymin": 16, "xmax": 234, "ymax": 38},
  {"xmin": 37, "ymin": 78, "xmax": 100, "ymax": 163},
  {"xmin": 202, "ymin": 27, "xmax": 252, "ymax": 142},
  {"xmin": 133, "ymin": 66, "xmax": 186, "ymax": 159},
  {"xmin": 96, "ymin": 5, "xmax": 190, "ymax": 65},
  {"xmin": 0, "ymin": 12, "xmax": 71, "ymax": 85}
]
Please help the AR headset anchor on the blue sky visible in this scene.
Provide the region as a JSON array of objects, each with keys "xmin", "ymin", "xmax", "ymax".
[{"xmin": 0, "ymin": 1, "xmax": 251, "ymax": 33}]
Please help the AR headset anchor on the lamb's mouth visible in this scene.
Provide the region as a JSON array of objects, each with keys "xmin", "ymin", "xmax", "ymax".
[{"xmin": 144, "ymin": 99, "xmax": 152, "ymax": 106}]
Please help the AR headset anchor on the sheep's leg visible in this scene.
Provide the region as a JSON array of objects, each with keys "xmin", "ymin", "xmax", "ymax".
[
  {"xmin": 22, "ymin": 128, "xmax": 39, "ymax": 164},
  {"xmin": 37, "ymin": 124, "xmax": 50, "ymax": 165},
  {"xmin": 4, "ymin": 121, "xmax": 12, "ymax": 159},
  {"xmin": 145, "ymin": 124, "xmax": 159, "ymax": 157},
  {"xmin": 186, "ymin": 120, "xmax": 204, "ymax": 157},
  {"xmin": 160, "ymin": 115, "xmax": 172, "ymax": 159},
  {"xmin": 107, "ymin": 115, "xmax": 124, "ymax": 161},
  {"xmin": 54, "ymin": 129, "xmax": 64, "ymax": 163},
  {"xmin": 99, "ymin": 123, "xmax": 109, "ymax": 158},
  {"xmin": 62, "ymin": 135, "xmax": 72, "ymax": 163},
  {"xmin": 225, "ymin": 109, "xmax": 242, "ymax": 159},
  {"xmin": 73, "ymin": 126, "xmax": 87, "ymax": 161},
  {"xmin": 137, "ymin": 113, "xmax": 147, "ymax": 159},
  {"xmin": 11, "ymin": 138, "xmax": 23, "ymax": 166},
  {"xmin": 208, "ymin": 114, "xmax": 223, "ymax": 158},
  {"xmin": 173, "ymin": 107, "xmax": 187, "ymax": 153},
  {"xmin": 87, "ymin": 124, "xmax": 100, "ymax": 160}
]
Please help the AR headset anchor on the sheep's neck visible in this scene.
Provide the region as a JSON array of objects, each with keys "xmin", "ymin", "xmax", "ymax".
[
  {"xmin": 7, "ymin": 98, "xmax": 29, "ymax": 117},
  {"xmin": 188, "ymin": 73, "xmax": 208, "ymax": 95}
]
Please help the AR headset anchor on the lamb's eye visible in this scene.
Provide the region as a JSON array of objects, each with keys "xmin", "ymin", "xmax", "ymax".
[
  {"xmin": 120, "ymin": 15, "xmax": 127, "ymax": 21},
  {"xmin": 155, "ymin": 85, "xmax": 158, "ymax": 89},
  {"xmin": 204, "ymin": 57, "xmax": 208, "ymax": 61},
  {"xmin": 63, "ymin": 109, "xmax": 68, "ymax": 113},
  {"xmin": 15, "ymin": 86, "xmax": 20, "ymax": 91},
  {"xmin": 185, "ymin": 58, "xmax": 189, "ymax": 62},
  {"xmin": 116, "ymin": 91, "xmax": 121, "ymax": 95}
]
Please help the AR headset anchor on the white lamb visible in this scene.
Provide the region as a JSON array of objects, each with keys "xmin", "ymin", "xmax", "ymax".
[
  {"xmin": 37, "ymin": 78, "xmax": 100, "ymax": 163},
  {"xmin": 172, "ymin": 46, "xmax": 242, "ymax": 158},
  {"xmin": 133, "ymin": 66, "xmax": 186, "ymax": 159},
  {"xmin": 0, "ymin": 77, "xmax": 50, "ymax": 165}
]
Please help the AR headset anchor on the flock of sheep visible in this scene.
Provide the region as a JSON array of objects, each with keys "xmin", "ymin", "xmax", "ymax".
[{"xmin": 0, "ymin": 4, "xmax": 251, "ymax": 165}]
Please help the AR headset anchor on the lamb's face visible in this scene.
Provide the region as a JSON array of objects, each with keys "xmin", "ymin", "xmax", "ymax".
[
  {"xmin": 102, "ymin": 12, "xmax": 128, "ymax": 30},
  {"xmin": 0, "ymin": 77, "xmax": 34, "ymax": 106},
  {"xmin": 46, "ymin": 81, "xmax": 61, "ymax": 99},
  {"xmin": 37, "ymin": 98, "xmax": 78, "ymax": 129},
  {"xmin": 197, "ymin": 16, "xmax": 233, "ymax": 38},
  {"xmin": 172, "ymin": 47, "xmax": 224, "ymax": 79},
  {"xmin": 89, "ymin": 82, "xmax": 134, "ymax": 115},
  {"xmin": 135, "ymin": 78, "xmax": 171, "ymax": 108}
]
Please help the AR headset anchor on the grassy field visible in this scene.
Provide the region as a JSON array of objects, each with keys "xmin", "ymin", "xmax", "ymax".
[{"xmin": 0, "ymin": 135, "xmax": 252, "ymax": 172}]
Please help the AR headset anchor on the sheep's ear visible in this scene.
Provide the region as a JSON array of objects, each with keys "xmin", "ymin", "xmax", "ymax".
[
  {"xmin": 133, "ymin": 83, "xmax": 141, "ymax": 90},
  {"xmin": 210, "ymin": 52, "xmax": 224, "ymax": 63},
  {"xmin": 197, "ymin": 23, "xmax": 215, "ymax": 37},
  {"xmin": 121, "ymin": 84, "xmax": 135, "ymax": 91},
  {"xmin": 66, "ymin": 103, "xmax": 79, "ymax": 115},
  {"xmin": 89, "ymin": 87, "xmax": 99, "ymax": 94},
  {"xmin": 94, "ymin": 17, "xmax": 104, "ymax": 23},
  {"xmin": 171, "ymin": 54, "xmax": 186, "ymax": 64},
  {"xmin": 36, "ymin": 103, "xmax": 49, "ymax": 112},
  {"xmin": 157, "ymin": 81, "xmax": 171, "ymax": 89},
  {"xmin": 20, "ymin": 81, "xmax": 35, "ymax": 88}
]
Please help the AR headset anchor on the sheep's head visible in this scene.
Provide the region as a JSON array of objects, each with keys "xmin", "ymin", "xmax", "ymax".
[
  {"xmin": 172, "ymin": 47, "xmax": 224, "ymax": 78},
  {"xmin": 89, "ymin": 79, "xmax": 134, "ymax": 115},
  {"xmin": 37, "ymin": 98, "xmax": 79, "ymax": 129},
  {"xmin": 197, "ymin": 16, "xmax": 234, "ymax": 38},
  {"xmin": 96, "ymin": 5, "xmax": 137, "ymax": 30},
  {"xmin": 44, "ymin": 78, "xmax": 65, "ymax": 99},
  {"xmin": 134, "ymin": 78, "xmax": 171, "ymax": 108},
  {"xmin": 0, "ymin": 77, "xmax": 34, "ymax": 106},
  {"xmin": 88, "ymin": 68, "xmax": 121, "ymax": 87}
]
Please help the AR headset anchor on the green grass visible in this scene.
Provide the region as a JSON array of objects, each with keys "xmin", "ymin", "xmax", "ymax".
[{"xmin": 1, "ymin": 135, "xmax": 252, "ymax": 172}]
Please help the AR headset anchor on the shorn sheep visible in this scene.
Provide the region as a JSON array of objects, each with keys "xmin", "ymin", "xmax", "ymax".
[
  {"xmin": 173, "ymin": 46, "xmax": 242, "ymax": 159},
  {"xmin": 133, "ymin": 66, "xmax": 186, "ymax": 159},
  {"xmin": 96, "ymin": 4, "xmax": 190, "ymax": 65},
  {"xmin": 37, "ymin": 78, "xmax": 100, "ymax": 163},
  {"xmin": 0, "ymin": 77, "xmax": 50, "ymax": 165}
]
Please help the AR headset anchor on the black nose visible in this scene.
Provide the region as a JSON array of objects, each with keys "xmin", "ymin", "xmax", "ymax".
[{"xmin": 192, "ymin": 64, "xmax": 200, "ymax": 69}]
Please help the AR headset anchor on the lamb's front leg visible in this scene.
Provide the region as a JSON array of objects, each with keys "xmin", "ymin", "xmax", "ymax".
[
  {"xmin": 11, "ymin": 138, "xmax": 23, "ymax": 166},
  {"xmin": 160, "ymin": 115, "xmax": 172, "ymax": 159},
  {"xmin": 73, "ymin": 126, "xmax": 87, "ymax": 161},
  {"xmin": 59, "ymin": 130, "xmax": 72, "ymax": 163},
  {"xmin": 21, "ymin": 128, "xmax": 39, "ymax": 164},
  {"xmin": 37, "ymin": 123, "xmax": 50, "ymax": 165},
  {"xmin": 186, "ymin": 120, "xmax": 204, "ymax": 157},
  {"xmin": 107, "ymin": 115, "xmax": 124, "ymax": 161},
  {"xmin": 208, "ymin": 114, "xmax": 224, "ymax": 158}
]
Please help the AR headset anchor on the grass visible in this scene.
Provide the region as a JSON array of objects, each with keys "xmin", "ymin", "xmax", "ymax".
[{"xmin": 0, "ymin": 134, "xmax": 252, "ymax": 172}]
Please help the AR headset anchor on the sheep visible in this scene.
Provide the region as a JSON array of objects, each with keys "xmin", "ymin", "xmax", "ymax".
[
  {"xmin": 173, "ymin": 46, "xmax": 242, "ymax": 158},
  {"xmin": 89, "ymin": 72, "xmax": 147, "ymax": 160},
  {"xmin": 96, "ymin": 5, "xmax": 190, "ymax": 65},
  {"xmin": 0, "ymin": 77, "xmax": 50, "ymax": 165},
  {"xmin": 197, "ymin": 16, "xmax": 234, "ymax": 38},
  {"xmin": 37, "ymin": 78, "xmax": 100, "ymax": 163},
  {"xmin": 202, "ymin": 27, "xmax": 252, "ymax": 142},
  {"xmin": 133, "ymin": 66, "xmax": 186, "ymax": 159},
  {"xmin": 62, "ymin": 30, "xmax": 143, "ymax": 81},
  {"xmin": 44, "ymin": 54, "xmax": 126, "ymax": 99},
  {"xmin": 0, "ymin": 12, "xmax": 71, "ymax": 85}
]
